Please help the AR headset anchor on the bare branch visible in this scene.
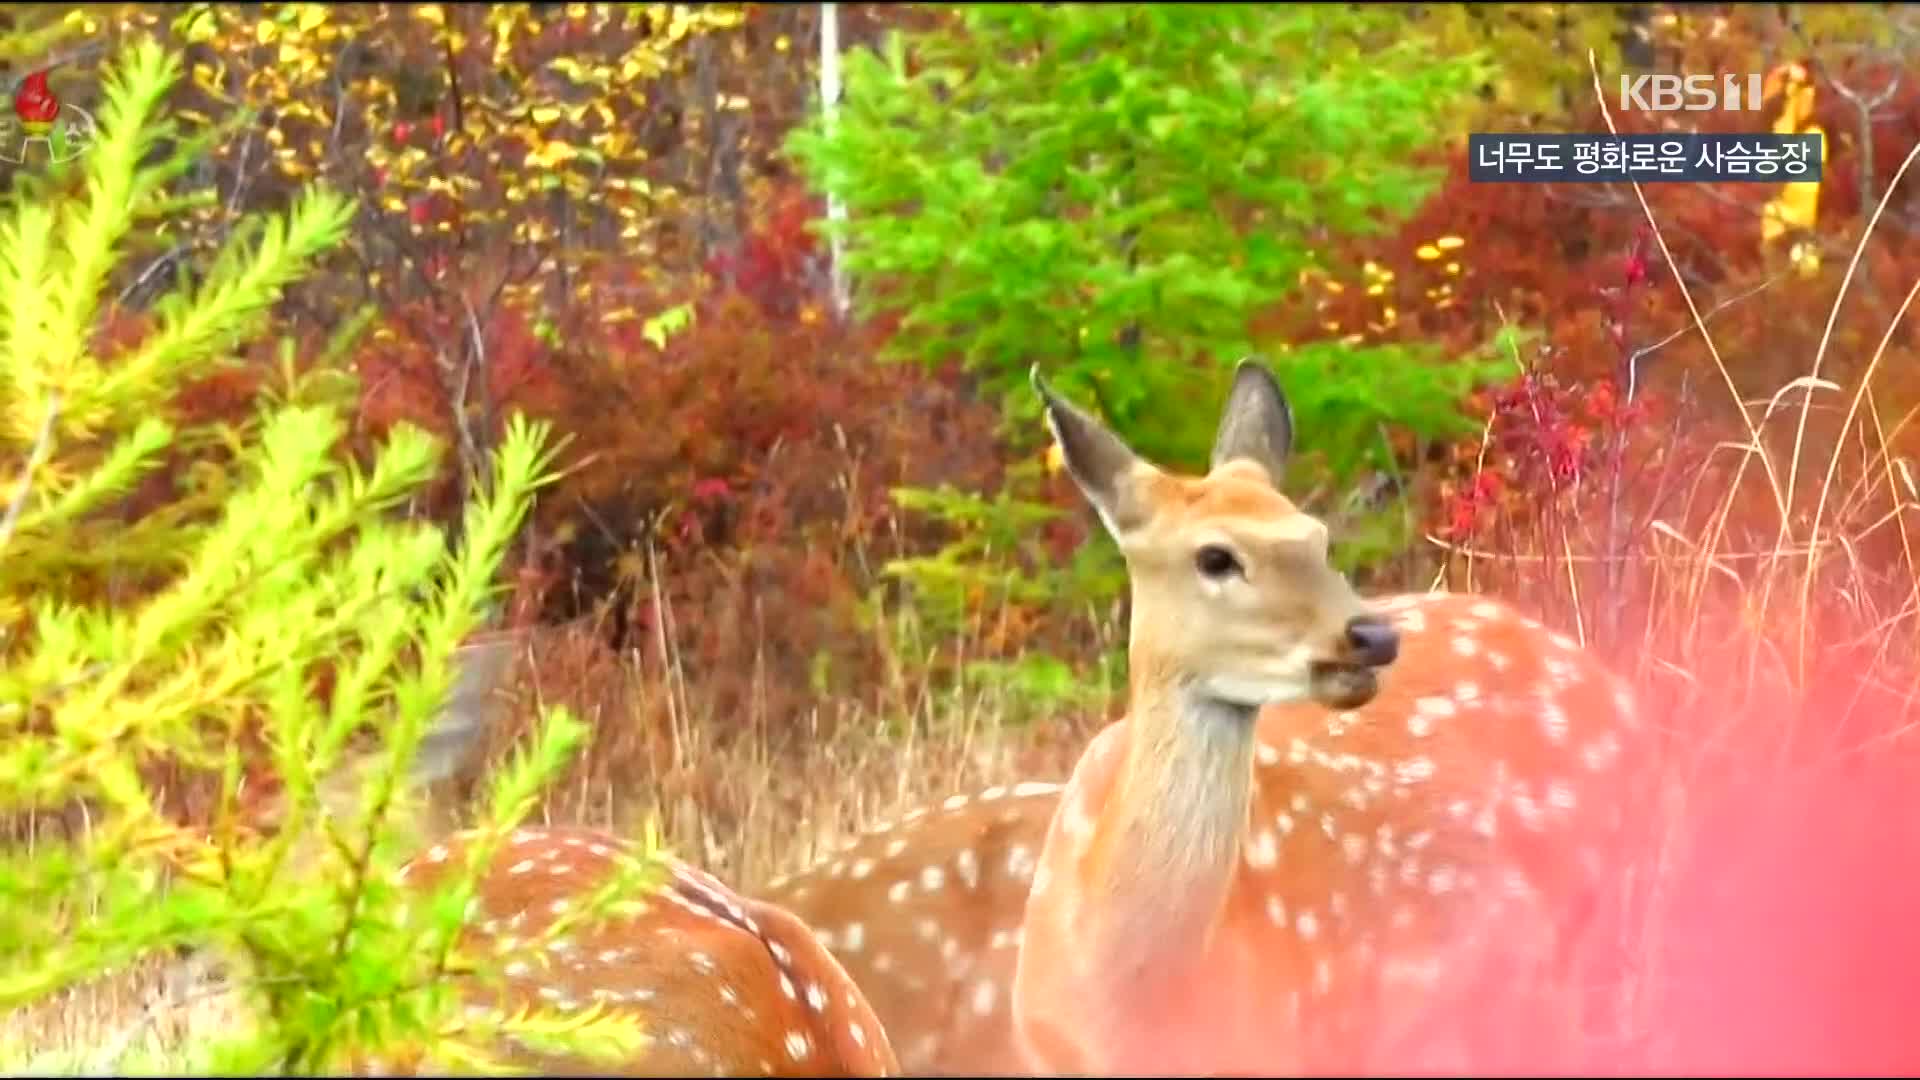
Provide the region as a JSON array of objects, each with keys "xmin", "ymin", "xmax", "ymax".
[{"xmin": 0, "ymin": 392, "xmax": 60, "ymax": 555}]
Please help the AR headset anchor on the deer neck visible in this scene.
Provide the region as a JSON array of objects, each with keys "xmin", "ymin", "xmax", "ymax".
[{"xmin": 1087, "ymin": 662, "xmax": 1257, "ymax": 979}]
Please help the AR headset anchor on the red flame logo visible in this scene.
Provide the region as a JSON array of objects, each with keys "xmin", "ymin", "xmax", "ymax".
[{"xmin": 14, "ymin": 70, "xmax": 58, "ymax": 133}]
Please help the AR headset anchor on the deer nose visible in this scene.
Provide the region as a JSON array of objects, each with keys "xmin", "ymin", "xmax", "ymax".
[{"xmin": 1344, "ymin": 614, "xmax": 1400, "ymax": 668}]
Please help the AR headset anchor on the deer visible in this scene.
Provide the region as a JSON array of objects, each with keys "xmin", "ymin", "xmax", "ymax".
[
  {"xmin": 992, "ymin": 358, "xmax": 1647, "ymax": 1074},
  {"xmin": 157, "ymin": 635, "xmax": 902, "ymax": 1078},
  {"xmin": 756, "ymin": 370, "xmax": 1644, "ymax": 1075},
  {"xmin": 757, "ymin": 780, "xmax": 1065, "ymax": 1076}
]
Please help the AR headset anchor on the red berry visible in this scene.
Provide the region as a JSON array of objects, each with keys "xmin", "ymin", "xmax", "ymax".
[
  {"xmin": 1624, "ymin": 252, "xmax": 1648, "ymax": 287},
  {"xmin": 430, "ymin": 113, "xmax": 446, "ymax": 139},
  {"xmin": 392, "ymin": 121, "xmax": 412, "ymax": 142}
]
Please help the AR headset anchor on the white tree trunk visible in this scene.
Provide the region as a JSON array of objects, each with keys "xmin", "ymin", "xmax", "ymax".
[{"xmin": 820, "ymin": 2, "xmax": 850, "ymax": 319}]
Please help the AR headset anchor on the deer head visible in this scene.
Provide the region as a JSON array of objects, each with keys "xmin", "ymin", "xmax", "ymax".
[{"xmin": 1032, "ymin": 359, "xmax": 1397, "ymax": 712}]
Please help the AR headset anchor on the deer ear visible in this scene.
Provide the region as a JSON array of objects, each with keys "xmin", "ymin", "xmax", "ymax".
[
  {"xmin": 1209, "ymin": 357, "xmax": 1294, "ymax": 485},
  {"xmin": 1031, "ymin": 365, "xmax": 1153, "ymax": 539}
]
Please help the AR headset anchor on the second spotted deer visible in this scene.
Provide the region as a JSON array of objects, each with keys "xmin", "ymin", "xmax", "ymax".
[
  {"xmin": 759, "ymin": 780, "xmax": 1064, "ymax": 1075},
  {"xmin": 165, "ymin": 636, "xmax": 901, "ymax": 1078}
]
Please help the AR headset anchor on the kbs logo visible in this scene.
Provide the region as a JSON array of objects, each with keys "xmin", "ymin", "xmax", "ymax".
[{"xmin": 1620, "ymin": 73, "xmax": 1766, "ymax": 113}]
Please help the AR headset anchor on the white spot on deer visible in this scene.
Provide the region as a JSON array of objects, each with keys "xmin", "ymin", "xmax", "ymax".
[
  {"xmin": 980, "ymin": 785, "xmax": 1006, "ymax": 802},
  {"xmin": 719, "ymin": 983, "xmax": 741, "ymax": 1007},
  {"xmin": 1006, "ymin": 844, "xmax": 1036, "ymax": 881},
  {"xmin": 1502, "ymin": 867, "xmax": 1535, "ymax": 899},
  {"xmin": 1341, "ymin": 832, "xmax": 1367, "ymax": 866},
  {"xmin": 689, "ymin": 951, "xmax": 716, "ymax": 975},
  {"xmin": 1256, "ymin": 741, "xmax": 1281, "ymax": 767},
  {"xmin": 778, "ymin": 972, "xmax": 797, "ymax": 1000},
  {"xmin": 1245, "ymin": 828, "xmax": 1279, "ymax": 870},
  {"xmin": 1454, "ymin": 681, "xmax": 1482, "ymax": 704},
  {"xmin": 1474, "ymin": 804, "xmax": 1499, "ymax": 839},
  {"xmin": 1276, "ymin": 811, "xmax": 1295, "ymax": 835},
  {"xmin": 1540, "ymin": 700, "xmax": 1571, "ymax": 744},
  {"xmin": 1547, "ymin": 780, "xmax": 1578, "ymax": 812},
  {"xmin": 1583, "ymin": 730, "xmax": 1622, "ymax": 771},
  {"xmin": 1612, "ymin": 683, "xmax": 1638, "ymax": 722},
  {"xmin": 920, "ymin": 865, "xmax": 946, "ymax": 892},
  {"xmin": 943, "ymin": 793, "xmax": 970, "ymax": 812},
  {"xmin": 1395, "ymin": 757, "xmax": 1435, "ymax": 784},
  {"xmin": 1488, "ymin": 650, "xmax": 1512, "ymax": 671},
  {"xmin": 885, "ymin": 837, "xmax": 908, "ymax": 858},
  {"xmin": 972, "ymin": 978, "xmax": 998, "ymax": 1016},
  {"xmin": 806, "ymin": 981, "xmax": 828, "ymax": 1012},
  {"xmin": 1452, "ymin": 636, "xmax": 1478, "ymax": 658},
  {"xmin": 955, "ymin": 848, "xmax": 980, "ymax": 889},
  {"xmin": 783, "ymin": 1030, "xmax": 812, "ymax": 1062},
  {"xmin": 915, "ymin": 917, "xmax": 941, "ymax": 943},
  {"xmin": 1396, "ymin": 608, "xmax": 1428, "ymax": 633},
  {"xmin": 503, "ymin": 960, "xmax": 531, "ymax": 978},
  {"xmin": 1391, "ymin": 906, "xmax": 1416, "ymax": 930},
  {"xmin": 1266, "ymin": 894, "xmax": 1287, "ymax": 926},
  {"xmin": 1513, "ymin": 792, "xmax": 1546, "ymax": 830},
  {"xmin": 1012, "ymin": 781, "xmax": 1062, "ymax": 798},
  {"xmin": 1471, "ymin": 601, "xmax": 1503, "ymax": 619},
  {"xmin": 1291, "ymin": 792, "xmax": 1311, "ymax": 814},
  {"xmin": 887, "ymin": 880, "xmax": 911, "ymax": 904},
  {"xmin": 849, "ymin": 1021, "xmax": 867, "ymax": 1049},
  {"xmin": 1320, "ymin": 813, "xmax": 1338, "ymax": 839},
  {"xmin": 1296, "ymin": 909, "xmax": 1321, "ymax": 940},
  {"xmin": 508, "ymin": 859, "xmax": 536, "ymax": 876},
  {"xmin": 1549, "ymin": 631, "xmax": 1579, "ymax": 652},
  {"xmin": 1287, "ymin": 737, "xmax": 1310, "ymax": 765},
  {"xmin": 872, "ymin": 952, "xmax": 894, "ymax": 973},
  {"xmin": 1428, "ymin": 864, "xmax": 1459, "ymax": 895},
  {"xmin": 1313, "ymin": 958, "xmax": 1334, "ymax": 996},
  {"xmin": 840, "ymin": 922, "xmax": 865, "ymax": 952}
]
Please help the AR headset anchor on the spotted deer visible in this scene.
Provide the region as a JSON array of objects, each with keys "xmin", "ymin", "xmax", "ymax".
[
  {"xmin": 166, "ymin": 636, "xmax": 901, "ymax": 1078},
  {"xmin": 758, "ymin": 781, "xmax": 1064, "ymax": 1075},
  {"xmin": 991, "ymin": 359, "xmax": 1645, "ymax": 1074}
]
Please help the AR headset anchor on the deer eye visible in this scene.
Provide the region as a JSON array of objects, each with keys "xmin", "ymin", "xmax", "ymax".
[{"xmin": 1195, "ymin": 544, "xmax": 1243, "ymax": 580}]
